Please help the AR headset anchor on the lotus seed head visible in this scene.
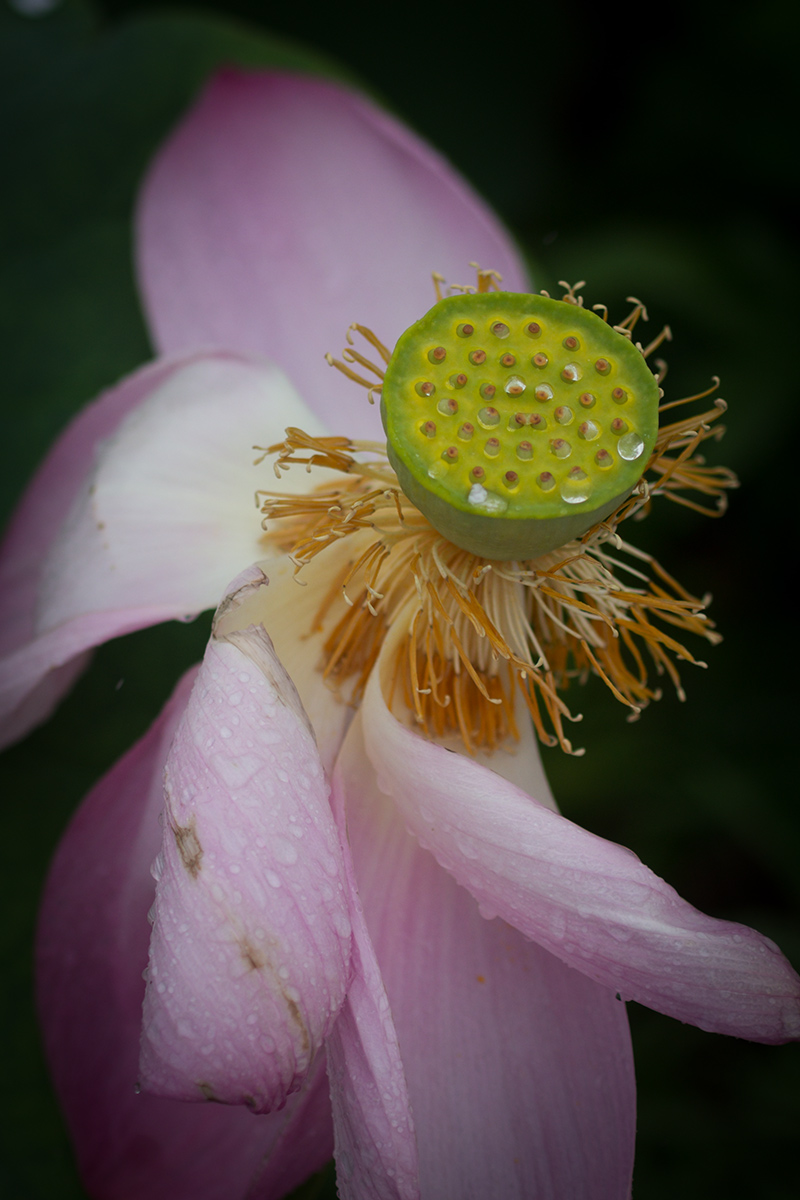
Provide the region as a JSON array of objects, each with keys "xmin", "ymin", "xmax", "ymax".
[{"xmin": 380, "ymin": 289, "xmax": 661, "ymax": 559}]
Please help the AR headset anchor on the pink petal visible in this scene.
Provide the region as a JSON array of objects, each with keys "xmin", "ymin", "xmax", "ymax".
[
  {"xmin": 139, "ymin": 625, "xmax": 351, "ymax": 1112},
  {"xmin": 339, "ymin": 710, "xmax": 635, "ymax": 1200},
  {"xmin": 325, "ymin": 744, "xmax": 420, "ymax": 1200},
  {"xmin": 137, "ymin": 70, "xmax": 529, "ymax": 442},
  {"xmin": 37, "ymin": 667, "xmax": 334, "ymax": 1200},
  {"xmin": 212, "ymin": 557, "xmax": 356, "ymax": 775},
  {"xmin": 360, "ymin": 659, "xmax": 800, "ymax": 1043},
  {"xmin": 0, "ymin": 350, "xmax": 322, "ymax": 748}
]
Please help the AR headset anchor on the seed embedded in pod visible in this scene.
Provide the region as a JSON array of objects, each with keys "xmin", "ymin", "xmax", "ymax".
[
  {"xmin": 380, "ymin": 288, "xmax": 660, "ymax": 559},
  {"xmin": 478, "ymin": 406, "xmax": 500, "ymax": 427},
  {"xmin": 429, "ymin": 346, "xmax": 447, "ymax": 363},
  {"xmin": 505, "ymin": 375, "xmax": 526, "ymax": 396}
]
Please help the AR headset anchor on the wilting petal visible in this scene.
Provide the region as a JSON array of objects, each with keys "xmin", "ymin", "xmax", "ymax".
[
  {"xmin": 140, "ymin": 625, "xmax": 351, "ymax": 1112},
  {"xmin": 361, "ymin": 649, "xmax": 800, "ymax": 1043},
  {"xmin": 37, "ymin": 668, "xmax": 334, "ymax": 1200},
  {"xmin": 326, "ymin": 748, "xmax": 420, "ymax": 1200},
  {"xmin": 0, "ymin": 351, "xmax": 324, "ymax": 749},
  {"xmin": 338, "ymin": 710, "xmax": 635, "ymax": 1200},
  {"xmin": 137, "ymin": 70, "xmax": 529, "ymax": 441}
]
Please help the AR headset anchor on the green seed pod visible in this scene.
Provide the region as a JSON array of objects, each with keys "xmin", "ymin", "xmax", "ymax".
[{"xmin": 380, "ymin": 291, "xmax": 660, "ymax": 559}]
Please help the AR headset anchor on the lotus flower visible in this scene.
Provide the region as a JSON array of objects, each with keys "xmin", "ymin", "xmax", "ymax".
[{"xmin": 2, "ymin": 70, "xmax": 798, "ymax": 1200}]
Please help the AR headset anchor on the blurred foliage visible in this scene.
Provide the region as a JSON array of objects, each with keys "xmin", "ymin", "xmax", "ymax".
[{"xmin": 1, "ymin": 0, "xmax": 797, "ymax": 1197}]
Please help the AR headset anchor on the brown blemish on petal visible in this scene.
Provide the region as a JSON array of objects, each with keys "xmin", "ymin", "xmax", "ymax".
[
  {"xmin": 213, "ymin": 568, "xmax": 268, "ymax": 631},
  {"xmin": 197, "ymin": 1081, "xmax": 221, "ymax": 1102},
  {"xmin": 285, "ymin": 995, "xmax": 310, "ymax": 1056},
  {"xmin": 173, "ymin": 818, "xmax": 203, "ymax": 878},
  {"xmin": 239, "ymin": 938, "xmax": 266, "ymax": 972}
]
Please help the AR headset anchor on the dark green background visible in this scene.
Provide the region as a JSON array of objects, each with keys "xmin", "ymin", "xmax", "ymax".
[{"xmin": 1, "ymin": 0, "xmax": 797, "ymax": 1196}]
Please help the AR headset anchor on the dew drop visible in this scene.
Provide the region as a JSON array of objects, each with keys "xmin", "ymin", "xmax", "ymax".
[
  {"xmin": 618, "ymin": 432, "xmax": 645, "ymax": 460},
  {"xmin": 504, "ymin": 374, "xmax": 526, "ymax": 395}
]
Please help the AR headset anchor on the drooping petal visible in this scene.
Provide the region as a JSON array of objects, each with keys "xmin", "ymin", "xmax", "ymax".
[
  {"xmin": 139, "ymin": 624, "xmax": 352, "ymax": 1112},
  {"xmin": 0, "ymin": 350, "xmax": 326, "ymax": 749},
  {"xmin": 361, "ymin": 644, "xmax": 800, "ymax": 1043},
  {"xmin": 137, "ymin": 70, "xmax": 529, "ymax": 442},
  {"xmin": 338, "ymin": 709, "xmax": 635, "ymax": 1200},
  {"xmin": 37, "ymin": 667, "xmax": 334, "ymax": 1200},
  {"xmin": 325, "ymin": 744, "xmax": 420, "ymax": 1200}
]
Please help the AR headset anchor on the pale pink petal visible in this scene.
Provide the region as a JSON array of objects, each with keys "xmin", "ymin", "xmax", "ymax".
[
  {"xmin": 37, "ymin": 667, "xmax": 334, "ymax": 1200},
  {"xmin": 325, "ymin": 747, "xmax": 420, "ymax": 1200},
  {"xmin": 139, "ymin": 625, "xmax": 351, "ymax": 1111},
  {"xmin": 137, "ymin": 70, "xmax": 529, "ymax": 442},
  {"xmin": 212, "ymin": 557, "xmax": 355, "ymax": 775},
  {"xmin": 0, "ymin": 350, "xmax": 324, "ymax": 748},
  {"xmin": 339, "ymin": 710, "xmax": 635, "ymax": 1200},
  {"xmin": 361, "ymin": 657, "xmax": 800, "ymax": 1043}
]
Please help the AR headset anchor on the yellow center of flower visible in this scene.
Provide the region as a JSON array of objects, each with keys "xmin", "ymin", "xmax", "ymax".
[
  {"xmin": 380, "ymin": 290, "xmax": 660, "ymax": 559},
  {"xmin": 258, "ymin": 275, "xmax": 737, "ymax": 755}
]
